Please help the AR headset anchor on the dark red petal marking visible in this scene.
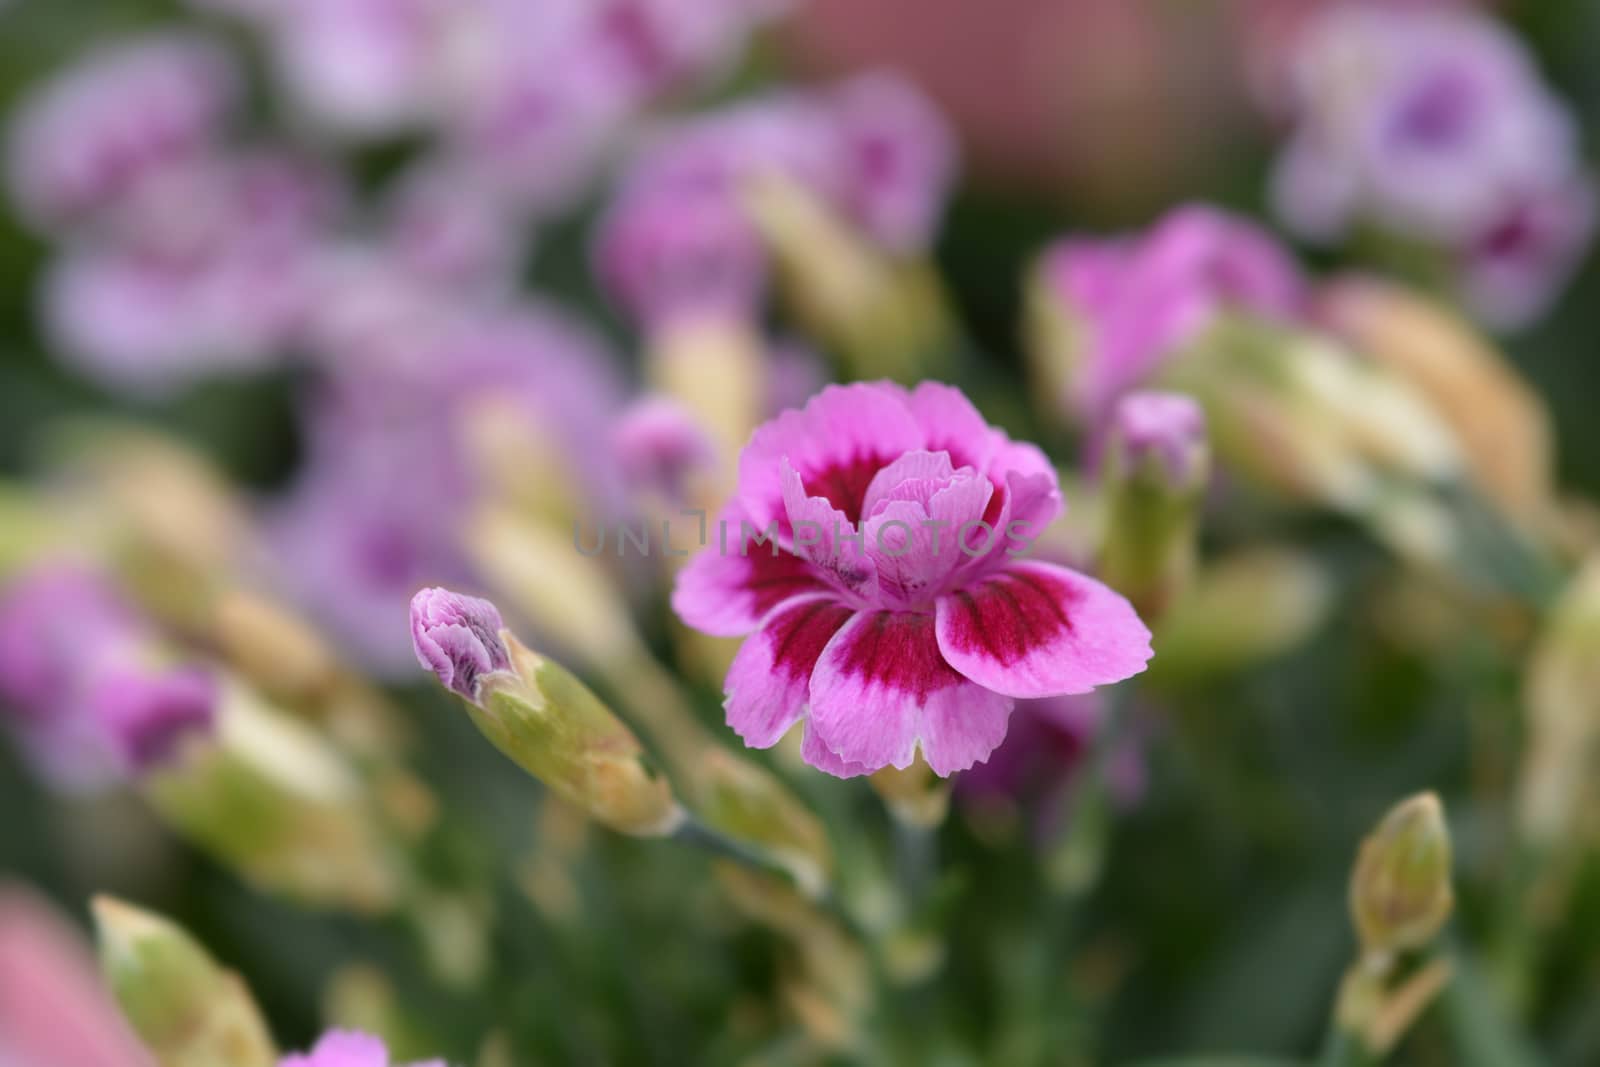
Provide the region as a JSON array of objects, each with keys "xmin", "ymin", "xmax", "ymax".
[
  {"xmin": 804, "ymin": 452, "xmax": 892, "ymax": 524},
  {"xmin": 943, "ymin": 568, "xmax": 1085, "ymax": 666},
  {"xmin": 829, "ymin": 610, "xmax": 964, "ymax": 701},
  {"xmin": 739, "ymin": 549, "xmax": 828, "ymax": 619},
  {"xmin": 765, "ymin": 599, "xmax": 855, "ymax": 683}
]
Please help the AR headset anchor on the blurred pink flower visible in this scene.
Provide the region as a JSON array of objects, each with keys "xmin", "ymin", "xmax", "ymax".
[
  {"xmin": 597, "ymin": 74, "xmax": 955, "ymax": 329},
  {"xmin": 613, "ymin": 396, "xmax": 720, "ymax": 505},
  {"xmin": 673, "ymin": 382, "xmax": 1152, "ymax": 778},
  {"xmin": 1039, "ymin": 205, "xmax": 1305, "ymax": 423},
  {"xmin": 5, "ymin": 33, "xmax": 237, "ymax": 231},
  {"xmin": 0, "ymin": 886, "xmax": 153, "ymax": 1067},
  {"xmin": 279, "ymin": 1031, "xmax": 443, "ymax": 1067},
  {"xmin": 0, "ymin": 566, "xmax": 215, "ymax": 792}
]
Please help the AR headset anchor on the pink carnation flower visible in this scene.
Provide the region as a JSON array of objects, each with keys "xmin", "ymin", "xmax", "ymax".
[
  {"xmin": 279, "ymin": 1030, "xmax": 444, "ymax": 1067},
  {"xmin": 672, "ymin": 382, "xmax": 1153, "ymax": 778}
]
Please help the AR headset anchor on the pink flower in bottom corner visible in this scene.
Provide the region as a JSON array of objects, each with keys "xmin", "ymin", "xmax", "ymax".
[
  {"xmin": 671, "ymin": 381, "xmax": 1153, "ymax": 778},
  {"xmin": 279, "ymin": 1030, "xmax": 444, "ymax": 1067}
]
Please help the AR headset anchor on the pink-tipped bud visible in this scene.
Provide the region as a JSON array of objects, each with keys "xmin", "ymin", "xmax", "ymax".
[
  {"xmin": 409, "ymin": 587, "xmax": 511, "ymax": 702},
  {"xmin": 1108, "ymin": 391, "xmax": 1210, "ymax": 492}
]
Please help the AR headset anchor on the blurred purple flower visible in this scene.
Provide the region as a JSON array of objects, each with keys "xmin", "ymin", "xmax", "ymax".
[
  {"xmin": 379, "ymin": 159, "xmax": 530, "ymax": 291},
  {"xmin": 1107, "ymin": 390, "xmax": 1210, "ymax": 490},
  {"xmin": 5, "ymin": 33, "xmax": 238, "ymax": 232},
  {"xmin": 1040, "ymin": 205, "xmax": 1305, "ymax": 422},
  {"xmin": 612, "ymin": 395, "xmax": 719, "ymax": 504},
  {"xmin": 959, "ymin": 694, "xmax": 1146, "ymax": 839},
  {"xmin": 830, "ymin": 72, "xmax": 958, "ymax": 254},
  {"xmin": 41, "ymin": 151, "xmax": 341, "ymax": 395},
  {"xmin": 266, "ymin": 0, "xmax": 441, "ymax": 136},
  {"xmin": 272, "ymin": 297, "xmax": 627, "ymax": 675},
  {"xmin": 279, "ymin": 1030, "xmax": 443, "ymax": 1067},
  {"xmin": 595, "ymin": 185, "xmax": 769, "ymax": 329},
  {"xmin": 0, "ymin": 565, "xmax": 216, "ymax": 790},
  {"xmin": 598, "ymin": 74, "xmax": 956, "ymax": 329},
  {"xmin": 1460, "ymin": 174, "xmax": 1598, "ymax": 329},
  {"xmin": 1271, "ymin": 6, "xmax": 1593, "ymax": 326}
]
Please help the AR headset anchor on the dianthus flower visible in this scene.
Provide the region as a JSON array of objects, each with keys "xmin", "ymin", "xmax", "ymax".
[{"xmin": 673, "ymin": 382, "xmax": 1152, "ymax": 777}]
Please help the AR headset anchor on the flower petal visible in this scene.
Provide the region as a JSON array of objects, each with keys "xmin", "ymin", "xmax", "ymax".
[
  {"xmin": 808, "ymin": 610, "xmax": 1015, "ymax": 775},
  {"xmin": 860, "ymin": 449, "xmax": 956, "ymax": 517},
  {"xmin": 781, "ymin": 459, "xmax": 877, "ymax": 598},
  {"xmin": 724, "ymin": 596, "xmax": 854, "ymax": 748},
  {"xmin": 906, "ymin": 381, "xmax": 998, "ymax": 471},
  {"xmin": 863, "ymin": 470, "xmax": 993, "ymax": 607},
  {"xmin": 672, "ymin": 512, "xmax": 827, "ymax": 636},
  {"xmin": 801, "ymin": 720, "xmax": 874, "ymax": 778},
  {"xmin": 935, "ymin": 561, "xmax": 1152, "ymax": 698},
  {"xmin": 736, "ymin": 381, "xmax": 922, "ymax": 527}
]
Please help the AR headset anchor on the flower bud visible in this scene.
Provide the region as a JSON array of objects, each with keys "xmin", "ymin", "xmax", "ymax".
[
  {"xmin": 1350, "ymin": 793, "xmax": 1454, "ymax": 958},
  {"xmin": 1097, "ymin": 391, "xmax": 1210, "ymax": 620},
  {"xmin": 409, "ymin": 587, "xmax": 512, "ymax": 703},
  {"xmin": 1317, "ymin": 276, "xmax": 1554, "ymax": 524},
  {"xmin": 142, "ymin": 681, "xmax": 405, "ymax": 913},
  {"xmin": 213, "ymin": 590, "xmax": 339, "ymax": 704},
  {"xmin": 92, "ymin": 896, "xmax": 277, "ymax": 1067},
  {"xmin": 697, "ymin": 748, "xmax": 833, "ymax": 897},
  {"xmin": 420, "ymin": 593, "xmax": 681, "ymax": 837},
  {"xmin": 644, "ymin": 321, "xmax": 765, "ymax": 497},
  {"xmin": 742, "ymin": 175, "xmax": 953, "ymax": 382},
  {"xmin": 1517, "ymin": 556, "xmax": 1600, "ymax": 846}
]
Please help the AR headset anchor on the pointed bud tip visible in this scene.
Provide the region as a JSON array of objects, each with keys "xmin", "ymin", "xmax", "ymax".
[
  {"xmin": 1351, "ymin": 791, "xmax": 1454, "ymax": 956},
  {"xmin": 410, "ymin": 587, "xmax": 511, "ymax": 702},
  {"xmin": 91, "ymin": 894, "xmax": 159, "ymax": 944}
]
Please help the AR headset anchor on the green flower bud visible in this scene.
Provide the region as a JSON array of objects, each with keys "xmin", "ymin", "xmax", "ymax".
[
  {"xmin": 1350, "ymin": 793, "xmax": 1454, "ymax": 958},
  {"xmin": 468, "ymin": 632, "xmax": 683, "ymax": 837},
  {"xmin": 93, "ymin": 897, "xmax": 277, "ymax": 1067},
  {"xmin": 742, "ymin": 175, "xmax": 953, "ymax": 383},
  {"xmin": 142, "ymin": 681, "xmax": 405, "ymax": 914},
  {"xmin": 697, "ymin": 748, "xmax": 833, "ymax": 897},
  {"xmin": 1097, "ymin": 391, "xmax": 1211, "ymax": 620}
]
